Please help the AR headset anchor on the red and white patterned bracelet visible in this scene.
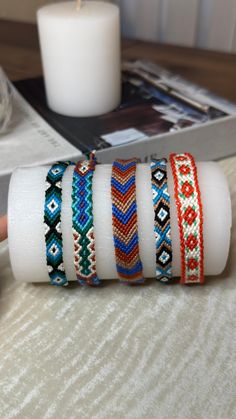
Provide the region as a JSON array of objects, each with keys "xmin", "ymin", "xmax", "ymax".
[{"xmin": 170, "ymin": 153, "xmax": 204, "ymax": 284}]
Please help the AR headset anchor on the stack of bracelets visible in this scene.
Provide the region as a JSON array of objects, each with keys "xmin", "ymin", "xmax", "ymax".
[{"xmin": 44, "ymin": 152, "xmax": 204, "ymax": 287}]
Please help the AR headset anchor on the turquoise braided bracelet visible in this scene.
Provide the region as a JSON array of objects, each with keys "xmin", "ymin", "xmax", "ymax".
[
  {"xmin": 71, "ymin": 155, "xmax": 101, "ymax": 286},
  {"xmin": 44, "ymin": 161, "xmax": 74, "ymax": 286},
  {"xmin": 151, "ymin": 159, "xmax": 172, "ymax": 282}
]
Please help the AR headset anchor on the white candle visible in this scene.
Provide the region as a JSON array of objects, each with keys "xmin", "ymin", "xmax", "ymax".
[
  {"xmin": 37, "ymin": 1, "xmax": 121, "ymax": 117},
  {"xmin": 8, "ymin": 163, "xmax": 231, "ymax": 282}
]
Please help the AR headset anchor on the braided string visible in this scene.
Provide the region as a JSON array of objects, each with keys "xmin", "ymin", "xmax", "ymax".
[
  {"xmin": 170, "ymin": 153, "xmax": 204, "ymax": 284},
  {"xmin": 72, "ymin": 157, "xmax": 101, "ymax": 286},
  {"xmin": 111, "ymin": 159, "xmax": 144, "ymax": 284},
  {"xmin": 151, "ymin": 159, "xmax": 172, "ymax": 282},
  {"xmin": 44, "ymin": 161, "xmax": 73, "ymax": 286}
]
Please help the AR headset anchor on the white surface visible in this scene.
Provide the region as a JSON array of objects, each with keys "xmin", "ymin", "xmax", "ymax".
[
  {"xmin": 37, "ymin": 1, "xmax": 121, "ymax": 116},
  {"xmin": 8, "ymin": 162, "xmax": 231, "ymax": 282},
  {"xmin": 0, "ymin": 156, "xmax": 235, "ymax": 419}
]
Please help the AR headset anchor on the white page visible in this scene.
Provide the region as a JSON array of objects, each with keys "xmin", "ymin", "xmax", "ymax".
[{"xmin": 0, "ymin": 79, "xmax": 82, "ymax": 176}]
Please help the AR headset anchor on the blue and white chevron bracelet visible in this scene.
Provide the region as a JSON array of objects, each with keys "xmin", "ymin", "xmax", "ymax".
[{"xmin": 71, "ymin": 155, "xmax": 101, "ymax": 286}]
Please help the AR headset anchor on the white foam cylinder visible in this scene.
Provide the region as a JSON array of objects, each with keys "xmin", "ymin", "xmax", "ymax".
[{"xmin": 8, "ymin": 163, "xmax": 231, "ymax": 282}]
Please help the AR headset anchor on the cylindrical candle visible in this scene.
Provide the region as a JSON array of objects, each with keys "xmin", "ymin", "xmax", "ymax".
[
  {"xmin": 8, "ymin": 163, "xmax": 231, "ymax": 282},
  {"xmin": 37, "ymin": 1, "xmax": 121, "ymax": 117}
]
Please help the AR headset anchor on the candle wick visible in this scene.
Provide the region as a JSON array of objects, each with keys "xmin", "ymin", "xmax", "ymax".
[{"xmin": 76, "ymin": 0, "xmax": 81, "ymax": 11}]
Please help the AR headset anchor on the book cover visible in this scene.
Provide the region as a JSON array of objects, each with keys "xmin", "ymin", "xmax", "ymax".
[{"xmin": 14, "ymin": 59, "xmax": 236, "ymax": 155}]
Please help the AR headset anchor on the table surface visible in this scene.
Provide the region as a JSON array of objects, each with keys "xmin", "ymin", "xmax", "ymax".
[{"xmin": 0, "ymin": 20, "xmax": 236, "ymax": 419}]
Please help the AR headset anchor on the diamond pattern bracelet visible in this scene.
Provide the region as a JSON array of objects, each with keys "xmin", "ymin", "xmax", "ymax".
[
  {"xmin": 151, "ymin": 158, "xmax": 172, "ymax": 283},
  {"xmin": 170, "ymin": 153, "xmax": 204, "ymax": 284}
]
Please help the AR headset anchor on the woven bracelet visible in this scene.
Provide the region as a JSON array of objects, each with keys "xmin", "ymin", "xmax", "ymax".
[
  {"xmin": 44, "ymin": 161, "xmax": 73, "ymax": 286},
  {"xmin": 170, "ymin": 153, "xmax": 204, "ymax": 284},
  {"xmin": 111, "ymin": 158, "xmax": 144, "ymax": 284},
  {"xmin": 151, "ymin": 159, "xmax": 172, "ymax": 282},
  {"xmin": 72, "ymin": 155, "xmax": 101, "ymax": 286}
]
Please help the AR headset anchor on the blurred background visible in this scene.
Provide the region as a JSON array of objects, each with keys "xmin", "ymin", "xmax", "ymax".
[{"xmin": 1, "ymin": 0, "xmax": 236, "ymax": 52}]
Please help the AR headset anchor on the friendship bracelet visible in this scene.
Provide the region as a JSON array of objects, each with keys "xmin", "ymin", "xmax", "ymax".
[
  {"xmin": 44, "ymin": 161, "xmax": 73, "ymax": 286},
  {"xmin": 170, "ymin": 153, "xmax": 204, "ymax": 284},
  {"xmin": 151, "ymin": 159, "xmax": 172, "ymax": 282},
  {"xmin": 111, "ymin": 158, "xmax": 144, "ymax": 284},
  {"xmin": 72, "ymin": 156, "xmax": 101, "ymax": 286},
  {"xmin": 43, "ymin": 155, "xmax": 203, "ymax": 287}
]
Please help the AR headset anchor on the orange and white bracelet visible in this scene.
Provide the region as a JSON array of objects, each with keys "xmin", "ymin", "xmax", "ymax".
[{"xmin": 170, "ymin": 153, "xmax": 204, "ymax": 284}]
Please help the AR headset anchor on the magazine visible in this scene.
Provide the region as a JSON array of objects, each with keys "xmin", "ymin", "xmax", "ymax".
[{"xmin": 14, "ymin": 59, "xmax": 236, "ymax": 153}]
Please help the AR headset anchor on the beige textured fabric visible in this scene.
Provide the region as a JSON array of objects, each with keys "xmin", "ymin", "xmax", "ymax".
[{"xmin": 0, "ymin": 157, "xmax": 236, "ymax": 419}]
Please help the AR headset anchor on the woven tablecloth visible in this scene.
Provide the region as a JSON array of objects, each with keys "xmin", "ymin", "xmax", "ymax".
[{"xmin": 0, "ymin": 157, "xmax": 235, "ymax": 419}]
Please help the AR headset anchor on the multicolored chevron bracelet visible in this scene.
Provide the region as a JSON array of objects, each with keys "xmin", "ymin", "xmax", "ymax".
[
  {"xmin": 44, "ymin": 161, "xmax": 73, "ymax": 286},
  {"xmin": 151, "ymin": 159, "xmax": 172, "ymax": 282},
  {"xmin": 72, "ymin": 156, "xmax": 100, "ymax": 286},
  {"xmin": 170, "ymin": 153, "xmax": 204, "ymax": 284},
  {"xmin": 111, "ymin": 158, "xmax": 144, "ymax": 284}
]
